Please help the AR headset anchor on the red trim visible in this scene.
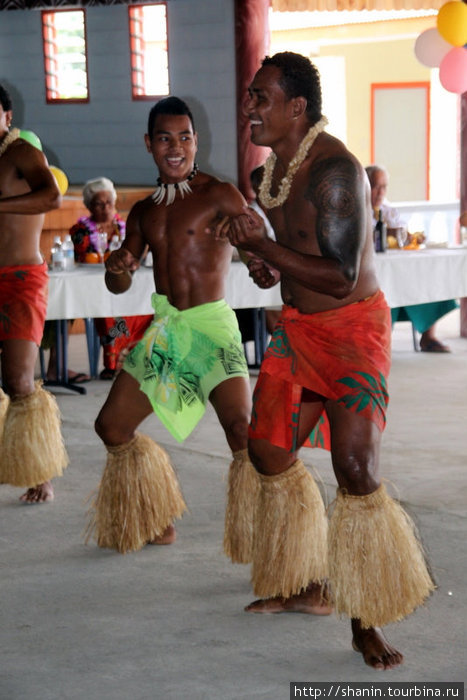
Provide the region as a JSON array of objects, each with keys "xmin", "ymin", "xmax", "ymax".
[
  {"xmin": 128, "ymin": 2, "xmax": 169, "ymax": 101},
  {"xmin": 41, "ymin": 9, "xmax": 89, "ymax": 105}
]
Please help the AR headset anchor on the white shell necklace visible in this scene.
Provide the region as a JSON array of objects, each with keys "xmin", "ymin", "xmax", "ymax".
[
  {"xmin": 258, "ymin": 117, "xmax": 328, "ymax": 209},
  {"xmin": 0, "ymin": 128, "xmax": 20, "ymax": 158},
  {"xmin": 152, "ymin": 163, "xmax": 199, "ymax": 206}
]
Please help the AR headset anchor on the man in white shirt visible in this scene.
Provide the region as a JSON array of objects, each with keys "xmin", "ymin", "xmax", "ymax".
[{"xmin": 365, "ymin": 165, "xmax": 456, "ymax": 353}]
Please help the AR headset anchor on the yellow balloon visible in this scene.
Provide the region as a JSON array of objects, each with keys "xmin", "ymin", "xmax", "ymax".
[
  {"xmin": 437, "ymin": 1, "xmax": 467, "ymax": 47},
  {"xmin": 50, "ymin": 166, "xmax": 69, "ymax": 196}
]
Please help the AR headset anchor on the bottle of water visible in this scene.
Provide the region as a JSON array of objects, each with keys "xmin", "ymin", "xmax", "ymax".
[
  {"xmin": 51, "ymin": 235, "xmax": 64, "ymax": 271},
  {"xmin": 109, "ymin": 234, "xmax": 121, "ymax": 252},
  {"xmin": 61, "ymin": 234, "xmax": 75, "ymax": 271}
]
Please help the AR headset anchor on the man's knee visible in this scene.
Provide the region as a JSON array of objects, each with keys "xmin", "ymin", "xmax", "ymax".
[
  {"xmin": 224, "ymin": 415, "xmax": 249, "ymax": 449},
  {"xmin": 4, "ymin": 374, "xmax": 35, "ymax": 399},
  {"xmin": 247, "ymin": 438, "xmax": 296, "ymax": 476},
  {"xmin": 95, "ymin": 405, "xmax": 134, "ymax": 446},
  {"xmin": 94, "ymin": 411, "xmax": 106, "ymax": 441},
  {"xmin": 332, "ymin": 452, "xmax": 379, "ymax": 494},
  {"xmin": 94, "ymin": 409, "xmax": 116, "ymax": 445}
]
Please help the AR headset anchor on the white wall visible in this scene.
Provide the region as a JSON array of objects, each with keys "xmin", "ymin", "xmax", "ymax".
[{"xmin": 0, "ymin": 0, "xmax": 238, "ymax": 187}]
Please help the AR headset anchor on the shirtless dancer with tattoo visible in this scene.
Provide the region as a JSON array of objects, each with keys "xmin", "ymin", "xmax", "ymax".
[
  {"xmin": 217, "ymin": 53, "xmax": 434, "ymax": 670},
  {"xmin": 0, "ymin": 83, "xmax": 68, "ymax": 503},
  {"xmin": 86, "ymin": 97, "xmax": 257, "ymax": 558}
]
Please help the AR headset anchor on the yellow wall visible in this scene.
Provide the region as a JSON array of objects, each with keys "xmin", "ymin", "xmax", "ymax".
[{"xmin": 272, "ymin": 17, "xmax": 434, "ymax": 166}]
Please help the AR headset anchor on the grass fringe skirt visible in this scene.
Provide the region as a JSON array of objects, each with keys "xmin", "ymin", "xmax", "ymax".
[
  {"xmin": 251, "ymin": 459, "xmax": 328, "ymax": 599},
  {"xmin": 223, "ymin": 449, "xmax": 260, "ymax": 564},
  {"xmin": 0, "ymin": 382, "xmax": 68, "ymax": 487},
  {"xmin": 0, "ymin": 387, "xmax": 9, "ymax": 442},
  {"xmin": 328, "ymin": 483, "xmax": 435, "ymax": 628},
  {"xmin": 86, "ymin": 432, "xmax": 187, "ymax": 554}
]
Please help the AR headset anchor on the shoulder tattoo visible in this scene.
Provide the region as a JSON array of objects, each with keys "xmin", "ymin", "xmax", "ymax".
[{"xmin": 306, "ymin": 156, "xmax": 361, "ymax": 254}]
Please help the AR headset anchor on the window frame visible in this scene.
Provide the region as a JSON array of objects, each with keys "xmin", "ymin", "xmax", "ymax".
[
  {"xmin": 128, "ymin": 1, "xmax": 170, "ymax": 102},
  {"xmin": 41, "ymin": 8, "xmax": 90, "ymax": 105}
]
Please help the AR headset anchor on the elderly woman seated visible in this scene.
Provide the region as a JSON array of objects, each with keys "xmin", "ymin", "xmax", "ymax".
[{"xmin": 69, "ymin": 177, "xmax": 152, "ymax": 379}]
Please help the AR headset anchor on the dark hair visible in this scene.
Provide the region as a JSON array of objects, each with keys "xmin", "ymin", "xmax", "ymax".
[
  {"xmin": 147, "ymin": 96, "xmax": 195, "ymax": 140},
  {"xmin": 261, "ymin": 52, "xmax": 322, "ymax": 125},
  {"xmin": 0, "ymin": 84, "xmax": 12, "ymax": 112}
]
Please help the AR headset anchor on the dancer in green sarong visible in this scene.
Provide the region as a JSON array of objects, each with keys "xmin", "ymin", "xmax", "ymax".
[{"xmin": 86, "ymin": 97, "xmax": 259, "ymax": 559}]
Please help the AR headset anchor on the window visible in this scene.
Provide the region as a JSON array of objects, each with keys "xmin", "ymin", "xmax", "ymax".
[
  {"xmin": 42, "ymin": 9, "xmax": 89, "ymax": 103},
  {"xmin": 129, "ymin": 3, "xmax": 169, "ymax": 100},
  {"xmin": 371, "ymin": 83, "xmax": 430, "ymax": 201}
]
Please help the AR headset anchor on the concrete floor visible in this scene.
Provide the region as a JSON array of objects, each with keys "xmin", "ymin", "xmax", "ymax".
[{"xmin": 1, "ymin": 310, "xmax": 466, "ymax": 699}]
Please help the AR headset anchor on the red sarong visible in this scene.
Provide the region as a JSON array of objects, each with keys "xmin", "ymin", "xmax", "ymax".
[
  {"xmin": 94, "ymin": 315, "xmax": 153, "ymax": 371},
  {"xmin": 249, "ymin": 290, "xmax": 392, "ymax": 452},
  {"xmin": 0, "ymin": 262, "xmax": 48, "ymax": 346}
]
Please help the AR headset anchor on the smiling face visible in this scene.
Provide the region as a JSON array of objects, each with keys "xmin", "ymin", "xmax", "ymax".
[
  {"xmin": 0, "ymin": 104, "xmax": 12, "ymax": 139},
  {"xmin": 144, "ymin": 113, "xmax": 198, "ymax": 184},
  {"xmin": 244, "ymin": 64, "xmax": 297, "ymax": 149}
]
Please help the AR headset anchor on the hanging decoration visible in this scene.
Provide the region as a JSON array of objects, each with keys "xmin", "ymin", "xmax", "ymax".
[
  {"xmin": 49, "ymin": 166, "xmax": 69, "ymax": 195},
  {"xmin": 19, "ymin": 129, "xmax": 42, "ymax": 151},
  {"xmin": 413, "ymin": 0, "xmax": 467, "ymax": 94}
]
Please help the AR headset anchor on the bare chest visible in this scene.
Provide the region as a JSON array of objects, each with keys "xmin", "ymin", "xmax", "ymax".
[
  {"xmin": 0, "ymin": 157, "xmax": 28, "ymax": 199},
  {"xmin": 266, "ymin": 183, "xmax": 320, "ymax": 255},
  {"xmin": 141, "ymin": 197, "xmax": 231, "ymax": 259}
]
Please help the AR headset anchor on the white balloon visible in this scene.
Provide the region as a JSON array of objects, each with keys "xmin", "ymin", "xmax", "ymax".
[{"xmin": 414, "ymin": 27, "xmax": 452, "ymax": 68}]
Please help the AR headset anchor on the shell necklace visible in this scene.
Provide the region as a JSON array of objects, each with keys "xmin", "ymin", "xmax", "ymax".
[
  {"xmin": 258, "ymin": 117, "xmax": 328, "ymax": 209},
  {"xmin": 152, "ymin": 163, "xmax": 199, "ymax": 206},
  {"xmin": 0, "ymin": 128, "xmax": 20, "ymax": 158}
]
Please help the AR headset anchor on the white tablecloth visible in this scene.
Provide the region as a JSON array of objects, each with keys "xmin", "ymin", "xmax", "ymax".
[
  {"xmin": 46, "ymin": 247, "xmax": 467, "ymax": 320},
  {"xmin": 374, "ymin": 247, "xmax": 467, "ymax": 307},
  {"xmin": 46, "ymin": 263, "xmax": 282, "ymax": 319}
]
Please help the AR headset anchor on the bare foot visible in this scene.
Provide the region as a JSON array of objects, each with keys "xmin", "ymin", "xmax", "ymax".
[
  {"xmin": 148, "ymin": 524, "xmax": 176, "ymax": 545},
  {"xmin": 352, "ymin": 619, "xmax": 403, "ymax": 670},
  {"xmin": 245, "ymin": 582, "xmax": 333, "ymax": 615},
  {"xmin": 19, "ymin": 481, "xmax": 54, "ymax": 504}
]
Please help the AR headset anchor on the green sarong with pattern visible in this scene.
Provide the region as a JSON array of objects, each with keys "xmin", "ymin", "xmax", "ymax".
[{"xmin": 124, "ymin": 293, "xmax": 248, "ymax": 442}]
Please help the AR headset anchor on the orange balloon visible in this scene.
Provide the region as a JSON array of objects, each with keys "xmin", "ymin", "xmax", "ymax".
[{"xmin": 437, "ymin": 1, "xmax": 467, "ymax": 47}]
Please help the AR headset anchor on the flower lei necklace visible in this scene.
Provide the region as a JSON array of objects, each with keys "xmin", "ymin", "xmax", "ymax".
[
  {"xmin": 258, "ymin": 117, "xmax": 328, "ymax": 209},
  {"xmin": 78, "ymin": 215, "xmax": 125, "ymax": 253},
  {"xmin": 0, "ymin": 128, "xmax": 20, "ymax": 158},
  {"xmin": 152, "ymin": 163, "xmax": 199, "ymax": 206}
]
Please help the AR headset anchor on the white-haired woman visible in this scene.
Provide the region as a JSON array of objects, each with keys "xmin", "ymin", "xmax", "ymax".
[
  {"xmin": 71, "ymin": 177, "xmax": 125, "ymax": 264},
  {"xmin": 70, "ymin": 177, "xmax": 152, "ymax": 379}
]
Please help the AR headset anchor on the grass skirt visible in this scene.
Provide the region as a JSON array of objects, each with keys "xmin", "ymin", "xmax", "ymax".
[
  {"xmin": 0, "ymin": 382, "xmax": 68, "ymax": 487},
  {"xmin": 86, "ymin": 432, "xmax": 187, "ymax": 554},
  {"xmin": 0, "ymin": 388, "xmax": 9, "ymax": 443},
  {"xmin": 251, "ymin": 460, "xmax": 328, "ymax": 599},
  {"xmin": 223, "ymin": 449, "xmax": 260, "ymax": 564},
  {"xmin": 328, "ymin": 484, "xmax": 435, "ymax": 628}
]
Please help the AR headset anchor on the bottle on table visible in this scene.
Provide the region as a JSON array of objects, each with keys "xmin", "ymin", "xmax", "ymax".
[
  {"xmin": 51, "ymin": 235, "xmax": 64, "ymax": 271},
  {"xmin": 374, "ymin": 209, "xmax": 387, "ymax": 253},
  {"xmin": 61, "ymin": 233, "xmax": 75, "ymax": 271}
]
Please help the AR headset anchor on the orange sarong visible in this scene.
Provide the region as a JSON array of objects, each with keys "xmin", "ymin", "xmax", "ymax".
[
  {"xmin": 0, "ymin": 262, "xmax": 48, "ymax": 346},
  {"xmin": 249, "ymin": 290, "xmax": 392, "ymax": 452}
]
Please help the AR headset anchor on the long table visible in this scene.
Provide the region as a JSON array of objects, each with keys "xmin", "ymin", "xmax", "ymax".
[
  {"xmin": 47, "ymin": 247, "xmax": 467, "ymax": 319},
  {"xmin": 373, "ymin": 247, "xmax": 467, "ymax": 307},
  {"xmin": 44, "ymin": 247, "xmax": 467, "ymax": 392}
]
